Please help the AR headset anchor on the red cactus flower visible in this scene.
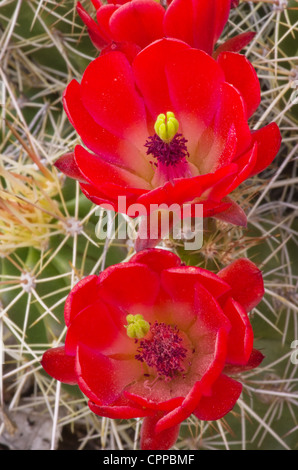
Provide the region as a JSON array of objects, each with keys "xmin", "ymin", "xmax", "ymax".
[
  {"xmin": 41, "ymin": 249, "xmax": 265, "ymax": 450},
  {"xmin": 77, "ymin": 0, "xmax": 253, "ymax": 59},
  {"xmin": 56, "ymin": 38, "xmax": 281, "ymax": 226}
]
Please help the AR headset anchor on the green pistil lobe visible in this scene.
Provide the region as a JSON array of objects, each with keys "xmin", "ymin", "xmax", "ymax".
[{"xmin": 125, "ymin": 314, "xmax": 150, "ymax": 339}]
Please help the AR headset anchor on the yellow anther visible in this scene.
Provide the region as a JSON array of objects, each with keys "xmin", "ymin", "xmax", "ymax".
[
  {"xmin": 154, "ymin": 112, "xmax": 179, "ymax": 143},
  {"xmin": 125, "ymin": 314, "xmax": 150, "ymax": 339}
]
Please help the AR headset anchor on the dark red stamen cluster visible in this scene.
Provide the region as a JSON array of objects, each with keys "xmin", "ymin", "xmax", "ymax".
[
  {"xmin": 144, "ymin": 133, "xmax": 189, "ymax": 167},
  {"xmin": 135, "ymin": 321, "xmax": 187, "ymax": 380}
]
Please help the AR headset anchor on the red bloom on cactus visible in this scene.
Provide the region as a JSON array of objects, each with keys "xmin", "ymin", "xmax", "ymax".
[
  {"xmin": 41, "ymin": 249, "xmax": 265, "ymax": 450},
  {"xmin": 56, "ymin": 38, "xmax": 281, "ymax": 225},
  {"xmin": 77, "ymin": 0, "xmax": 251, "ymax": 59}
]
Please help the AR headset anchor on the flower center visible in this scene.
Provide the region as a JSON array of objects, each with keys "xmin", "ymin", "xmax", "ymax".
[
  {"xmin": 145, "ymin": 112, "xmax": 189, "ymax": 167},
  {"xmin": 135, "ymin": 321, "xmax": 187, "ymax": 380}
]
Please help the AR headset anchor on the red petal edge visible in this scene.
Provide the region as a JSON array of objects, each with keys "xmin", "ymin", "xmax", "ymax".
[
  {"xmin": 223, "ymin": 348, "xmax": 265, "ymax": 374},
  {"xmin": 141, "ymin": 412, "xmax": 181, "ymax": 450},
  {"xmin": 218, "ymin": 258, "xmax": 264, "ymax": 312},
  {"xmin": 194, "ymin": 374, "xmax": 242, "ymax": 421},
  {"xmin": 41, "ymin": 346, "xmax": 77, "ymax": 385}
]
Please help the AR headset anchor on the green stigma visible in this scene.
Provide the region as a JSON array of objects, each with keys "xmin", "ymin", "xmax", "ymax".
[
  {"xmin": 125, "ymin": 314, "xmax": 150, "ymax": 339},
  {"xmin": 154, "ymin": 112, "xmax": 179, "ymax": 143}
]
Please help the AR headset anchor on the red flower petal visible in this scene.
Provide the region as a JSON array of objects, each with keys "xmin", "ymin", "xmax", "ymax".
[
  {"xmin": 188, "ymin": 282, "xmax": 231, "ymax": 336},
  {"xmin": 194, "ymin": 374, "xmax": 242, "ymax": 420},
  {"xmin": 223, "ymin": 297, "xmax": 254, "ymax": 365},
  {"xmin": 137, "ymin": 163, "xmax": 238, "ymax": 209},
  {"xmin": 212, "ymin": 197, "xmax": 247, "ymax": 227},
  {"xmin": 211, "ymin": 82, "xmax": 252, "ymax": 163},
  {"xmin": 107, "ymin": 0, "xmax": 128, "ymax": 5},
  {"xmin": 79, "ymin": 182, "xmax": 119, "ymax": 208},
  {"xmin": 124, "ymin": 390, "xmax": 183, "ymax": 412},
  {"xmin": 214, "ymin": 0, "xmax": 233, "ymax": 41},
  {"xmin": 162, "ymin": 266, "xmax": 231, "ymax": 302},
  {"xmin": 65, "ymin": 299, "xmax": 136, "ymax": 356},
  {"xmin": 245, "ymin": 348, "xmax": 265, "ymax": 369},
  {"xmin": 223, "ymin": 142, "xmax": 258, "ymax": 195},
  {"xmin": 80, "ymin": 51, "xmax": 148, "ymax": 148},
  {"xmin": 101, "ymin": 40, "xmax": 141, "ymax": 64},
  {"xmin": 76, "ymin": 344, "xmax": 144, "ymax": 405},
  {"xmin": 133, "ymin": 38, "xmax": 190, "ymax": 119},
  {"xmin": 109, "ymin": 0, "xmax": 165, "ymax": 49},
  {"xmin": 166, "ymin": 48, "xmax": 225, "ymax": 154},
  {"xmin": 63, "ymin": 79, "xmax": 151, "ymax": 177},
  {"xmin": 213, "ymin": 32, "xmax": 256, "ymax": 59},
  {"xmin": 141, "ymin": 412, "xmax": 181, "ymax": 450},
  {"xmin": 187, "ymin": 284, "xmax": 231, "ymax": 390},
  {"xmin": 89, "ymin": 400, "xmax": 153, "ymax": 419},
  {"xmin": 64, "ymin": 275, "xmax": 99, "ymax": 327},
  {"xmin": 95, "ymin": 4, "xmax": 118, "ymax": 41},
  {"xmin": 249, "ymin": 123, "xmax": 281, "ymax": 176},
  {"xmin": 130, "ymin": 248, "xmax": 181, "ymax": 273},
  {"xmin": 79, "ymin": 181, "xmax": 142, "ymax": 210},
  {"xmin": 218, "ymin": 258, "xmax": 264, "ymax": 311},
  {"xmin": 197, "ymin": 123, "xmax": 237, "ymax": 174},
  {"xmin": 154, "ymin": 402, "xmax": 194, "ymax": 434},
  {"xmin": 74, "ymin": 145, "xmax": 150, "ymax": 192},
  {"xmin": 91, "ymin": 0, "xmax": 102, "ymax": 8},
  {"xmin": 190, "ymin": 327, "xmax": 228, "ymax": 387},
  {"xmin": 124, "ymin": 375, "xmax": 188, "ymax": 411},
  {"xmin": 76, "ymin": 2, "xmax": 107, "ymax": 49},
  {"xmin": 98, "ymin": 262, "xmax": 160, "ymax": 308},
  {"xmin": 155, "ymin": 271, "xmax": 230, "ymax": 332},
  {"xmin": 209, "ymin": 143, "xmax": 257, "ymax": 201},
  {"xmin": 164, "ymin": 0, "xmax": 231, "ymax": 55},
  {"xmin": 217, "ymin": 51, "xmax": 261, "ymax": 118},
  {"xmin": 54, "ymin": 152, "xmax": 86, "ymax": 183},
  {"xmin": 223, "ymin": 348, "xmax": 264, "ymax": 374},
  {"xmin": 202, "ymin": 200, "xmax": 234, "ymax": 218},
  {"xmin": 41, "ymin": 347, "xmax": 77, "ymax": 385}
]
